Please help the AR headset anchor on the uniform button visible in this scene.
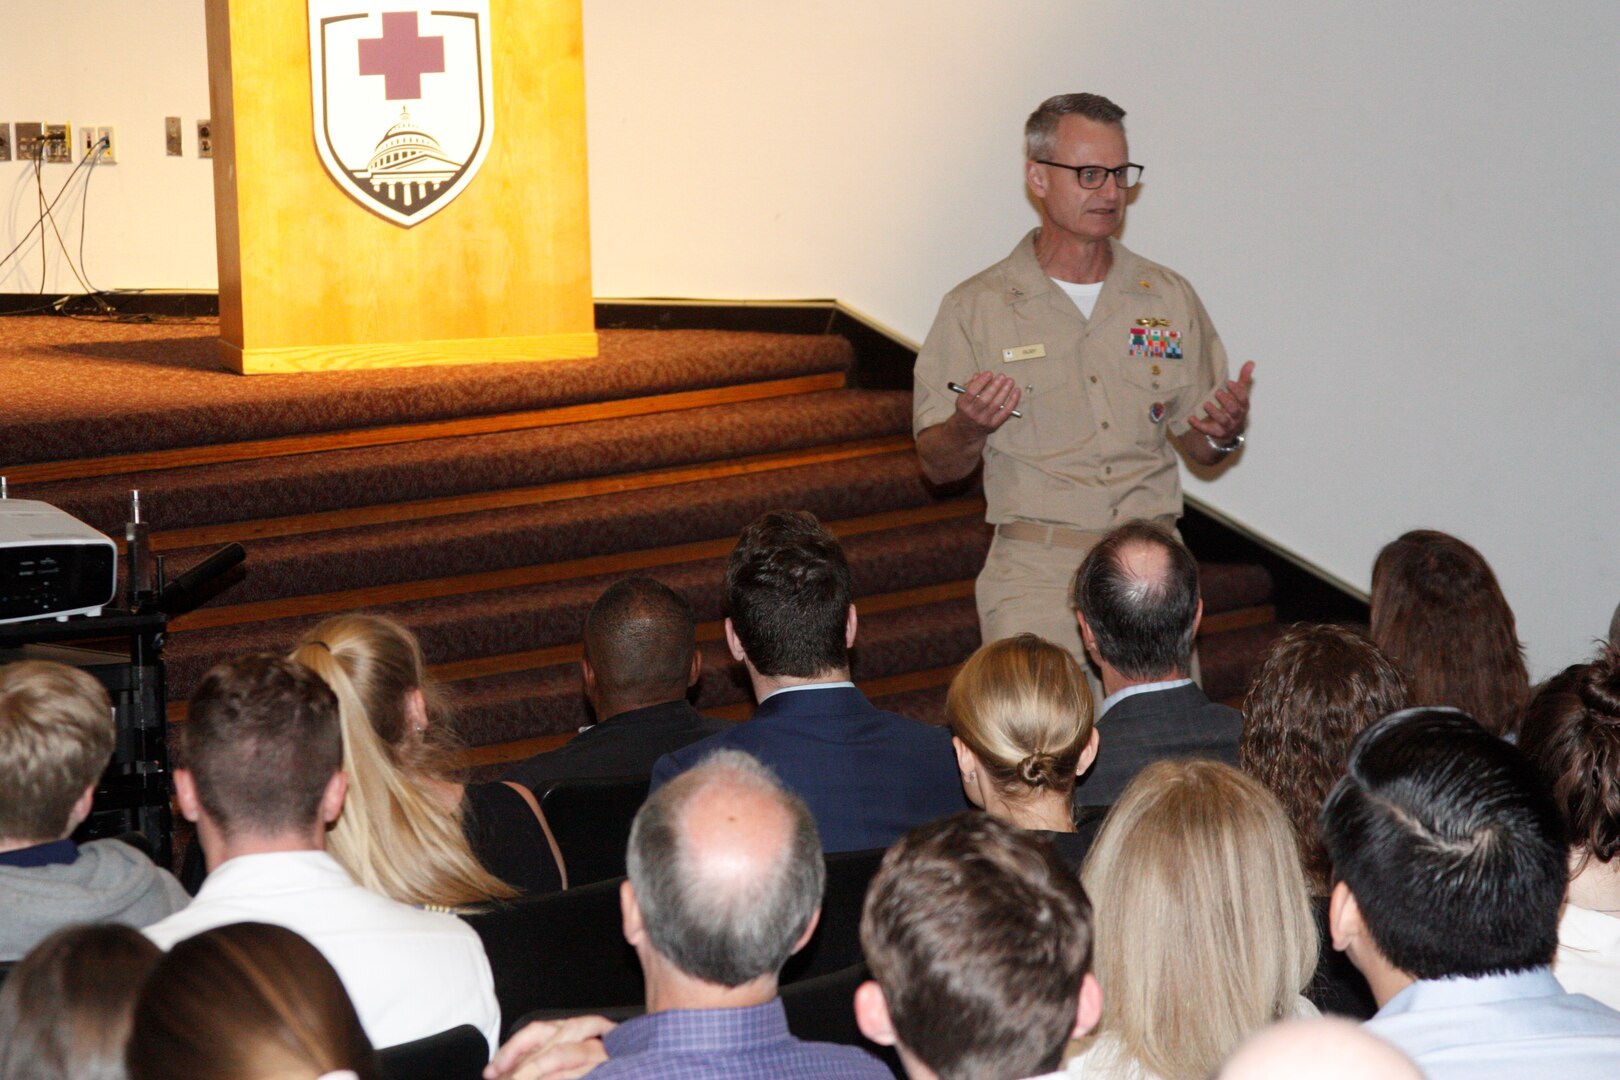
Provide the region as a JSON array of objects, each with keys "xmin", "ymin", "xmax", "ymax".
[
  {"xmin": 1152, "ymin": 381, "xmax": 1160, "ymax": 389},
  {"xmin": 1089, "ymin": 375, "xmax": 1098, "ymax": 384},
  {"xmin": 1104, "ymin": 466, "xmax": 1112, "ymax": 476},
  {"xmin": 1101, "ymin": 421, "xmax": 1110, "ymax": 430},
  {"xmin": 1111, "ymin": 508, "xmax": 1119, "ymax": 519}
]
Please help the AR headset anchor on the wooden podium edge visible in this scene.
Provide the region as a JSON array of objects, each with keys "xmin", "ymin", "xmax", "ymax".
[{"xmin": 221, "ymin": 331, "xmax": 600, "ymax": 375}]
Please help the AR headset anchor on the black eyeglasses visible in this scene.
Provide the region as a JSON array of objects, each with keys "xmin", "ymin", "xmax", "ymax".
[{"xmin": 1035, "ymin": 161, "xmax": 1144, "ymax": 190}]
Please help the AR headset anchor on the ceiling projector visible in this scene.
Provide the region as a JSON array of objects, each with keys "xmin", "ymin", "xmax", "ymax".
[{"xmin": 0, "ymin": 498, "xmax": 118, "ymax": 624}]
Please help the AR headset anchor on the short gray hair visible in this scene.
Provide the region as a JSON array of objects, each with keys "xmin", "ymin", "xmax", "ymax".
[
  {"xmin": 626, "ymin": 750, "xmax": 824, "ymax": 986},
  {"xmin": 1025, "ymin": 92, "xmax": 1126, "ymax": 161}
]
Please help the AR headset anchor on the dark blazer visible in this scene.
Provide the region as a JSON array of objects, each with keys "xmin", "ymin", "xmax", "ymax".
[
  {"xmin": 505, "ymin": 700, "xmax": 731, "ymax": 794},
  {"xmin": 1072, "ymin": 682, "xmax": 1241, "ymax": 807},
  {"xmin": 650, "ymin": 686, "xmax": 968, "ymax": 853}
]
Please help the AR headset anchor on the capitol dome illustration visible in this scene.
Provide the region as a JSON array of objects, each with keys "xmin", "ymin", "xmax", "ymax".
[{"xmin": 352, "ymin": 109, "xmax": 462, "ymax": 209}]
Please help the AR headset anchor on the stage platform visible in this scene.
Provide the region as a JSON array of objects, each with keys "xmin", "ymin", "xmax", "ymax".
[{"xmin": 1, "ymin": 310, "xmax": 1286, "ymax": 775}]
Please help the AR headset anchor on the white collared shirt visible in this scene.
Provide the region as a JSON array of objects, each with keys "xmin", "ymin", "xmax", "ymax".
[
  {"xmin": 1096, "ymin": 678, "xmax": 1193, "ymax": 719},
  {"xmin": 144, "ymin": 850, "xmax": 499, "ymax": 1054},
  {"xmin": 758, "ymin": 680, "xmax": 857, "ymax": 703}
]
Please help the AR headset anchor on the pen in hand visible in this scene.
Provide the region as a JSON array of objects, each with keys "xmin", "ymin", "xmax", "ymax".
[{"xmin": 948, "ymin": 382, "xmax": 1023, "ymax": 419}]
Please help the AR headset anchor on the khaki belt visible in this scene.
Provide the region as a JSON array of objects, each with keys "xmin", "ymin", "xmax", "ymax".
[{"xmin": 996, "ymin": 515, "xmax": 1177, "ymax": 550}]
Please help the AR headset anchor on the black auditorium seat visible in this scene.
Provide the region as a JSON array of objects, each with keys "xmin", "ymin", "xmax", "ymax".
[
  {"xmin": 377, "ymin": 1024, "xmax": 487, "ymax": 1080},
  {"xmin": 537, "ymin": 775, "xmax": 651, "ymax": 888},
  {"xmin": 780, "ymin": 847, "xmax": 885, "ymax": 985},
  {"xmin": 464, "ymin": 875, "xmax": 643, "ymax": 1034}
]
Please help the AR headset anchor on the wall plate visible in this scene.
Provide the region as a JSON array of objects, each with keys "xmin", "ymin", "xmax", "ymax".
[
  {"xmin": 43, "ymin": 123, "xmax": 71, "ymax": 164},
  {"xmin": 96, "ymin": 126, "xmax": 117, "ymax": 164},
  {"xmin": 15, "ymin": 122, "xmax": 45, "ymax": 161},
  {"xmin": 196, "ymin": 119, "xmax": 212, "ymax": 159},
  {"xmin": 165, "ymin": 116, "xmax": 182, "ymax": 157}
]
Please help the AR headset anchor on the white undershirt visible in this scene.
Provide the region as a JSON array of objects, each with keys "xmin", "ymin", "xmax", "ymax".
[{"xmin": 1051, "ymin": 277, "xmax": 1104, "ymax": 318}]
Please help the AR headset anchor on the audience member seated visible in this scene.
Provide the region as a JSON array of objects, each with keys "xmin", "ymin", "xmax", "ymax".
[
  {"xmin": 128, "ymin": 921, "xmax": 383, "ymax": 1080},
  {"xmin": 1322, "ymin": 707, "xmax": 1620, "ymax": 1077},
  {"xmin": 0, "ymin": 923, "xmax": 159, "ymax": 1080},
  {"xmin": 0, "ymin": 661, "xmax": 188, "ymax": 961},
  {"xmin": 507, "ymin": 577, "xmax": 729, "ymax": 793},
  {"xmin": 1071, "ymin": 759, "xmax": 1319, "ymax": 1079},
  {"xmin": 1370, "ymin": 530, "xmax": 1529, "ymax": 737},
  {"xmin": 1239, "ymin": 623, "xmax": 1407, "ymax": 1018},
  {"xmin": 1517, "ymin": 644, "xmax": 1620, "ymax": 1010},
  {"xmin": 488, "ymin": 750, "xmax": 890, "ymax": 1079},
  {"xmin": 1070, "ymin": 521, "xmax": 1240, "ymax": 808},
  {"xmin": 946, "ymin": 635, "xmax": 1100, "ymax": 868},
  {"xmin": 855, "ymin": 813, "xmax": 1101, "ymax": 1080},
  {"xmin": 292, "ymin": 613, "xmax": 561, "ymax": 900},
  {"xmin": 1216, "ymin": 1018, "xmax": 1419, "ymax": 1080},
  {"xmin": 143, "ymin": 655, "xmax": 500, "ymax": 1055},
  {"xmin": 651, "ymin": 511, "xmax": 965, "ymax": 852}
]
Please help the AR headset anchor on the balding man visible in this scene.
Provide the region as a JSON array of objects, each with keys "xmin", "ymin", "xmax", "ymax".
[
  {"xmin": 1070, "ymin": 520, "xmax": 1239, "ymax": 807},
  {"xmin": 1219, "ymin": 1019, "xmax": 1420, "ymax": 1080},
  {"xmin": 488, "ymin": 750, "xmax": 889, "ymax": 1080},
  {"xmin": 508, "ymin": 577, "xmax": 729, "ymax": 792}
]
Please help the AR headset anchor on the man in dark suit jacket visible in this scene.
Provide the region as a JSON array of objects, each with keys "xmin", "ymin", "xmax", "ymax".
[
  {"xmin": 651, "ymin": 511, "xmax": 966, "ymax": 852},
  {"xmin": 507, "ymin": 577, "xmax": 730, "ymax": 794},
  {"xmin": 1070, "ymin": 520, "xmax": 1240, "ymax": 808}
]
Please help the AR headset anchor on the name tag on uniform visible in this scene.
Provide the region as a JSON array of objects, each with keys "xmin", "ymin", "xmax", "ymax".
[{"xmin": 1002, "ymin": 344, "xmax": 1047, "ymax": 362}]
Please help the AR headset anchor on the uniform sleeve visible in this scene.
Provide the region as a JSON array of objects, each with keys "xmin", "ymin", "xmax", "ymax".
[
  {"xmin": 1166, "ymin": 281, "xmax": 1230, "ymax": 439},
  {"xmin": 911, "ymin": 293, "xmax": 977, "ymax": 437}
]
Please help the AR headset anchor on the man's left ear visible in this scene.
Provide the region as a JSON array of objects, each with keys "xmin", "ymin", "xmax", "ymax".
[
  {"xmin": 844, "ymin": 604, "xmax": 858, "ymax": 650},
  {"xmin": 853, "ymin": 980, "xmax": 898, "ymax": 1048}
]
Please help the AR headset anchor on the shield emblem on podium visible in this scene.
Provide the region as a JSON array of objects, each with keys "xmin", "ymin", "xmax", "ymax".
[{"xmin": 308, "ymin": 2, "xmax": 494, "ymax": 227}]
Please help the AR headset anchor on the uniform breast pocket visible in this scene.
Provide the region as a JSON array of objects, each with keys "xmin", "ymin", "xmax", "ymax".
[{"xmin": 990, "ymin": 353, "xmax": 1083, "ymax": 453}]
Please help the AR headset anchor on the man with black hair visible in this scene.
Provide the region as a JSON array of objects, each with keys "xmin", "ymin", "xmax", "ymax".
[
  {"xmin": 487, "ymin": 751, "xmax": 890, "ymax": 1079},
  {"xmin": 855, "ymin": 813, "xmax": 1101, "ymax": 1080},
  {"xmin": 507, "ymin": 577, "xmax": 729, "ymax": 791},
  {"xmin": 1321, "ymin": 707, "xmax": 1620, "ymax": 1077},
  {"xmin": 650, "ymin": 511, "xmax": 964, "ymax": 852},
  {"xmin": 1069, "ymin": 519, "xmax": 1238, "ymax": 807}
]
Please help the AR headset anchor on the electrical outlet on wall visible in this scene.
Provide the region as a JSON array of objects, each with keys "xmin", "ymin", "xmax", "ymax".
[
  {"xmin": 43, "ymin": 123, "xmax": 72, "ymax": 163},
  {"xmin": 81, "ymin": 124, "xmax": 97, "ymax": 160},
  {"xmin": 196, "ymin": 119, "xmax": 213, "ymax": 159},
  {"xmin": 95, "ymin": 126, "xmax": 117, "ymax": 164},
  {"xmin": 165, "ymin": 116, "xmax": 182, "ymax": 157},
  {"xmin": 15, "ymin": 122, "xmax": 45, "ymax": 161}
]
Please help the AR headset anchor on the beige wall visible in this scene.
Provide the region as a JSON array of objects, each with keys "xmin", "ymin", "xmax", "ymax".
[{"xmin": 3, "ymin": 1, "xmax": 1617, "ymax": 675}]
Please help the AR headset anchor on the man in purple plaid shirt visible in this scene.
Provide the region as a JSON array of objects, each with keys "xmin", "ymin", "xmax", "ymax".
[{"xmin": 486, "ymin": 750, "xmax": 890, "ymax": 1080}]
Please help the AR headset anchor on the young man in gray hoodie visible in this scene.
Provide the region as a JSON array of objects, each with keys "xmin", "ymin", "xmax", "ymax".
[{"xmin": 0, "ymin": 660, "xmax": 188, "ymax": 961}]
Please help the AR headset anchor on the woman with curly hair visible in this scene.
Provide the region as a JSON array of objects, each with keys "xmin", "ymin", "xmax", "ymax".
[
  {"xmin": 1518, "ymin": 643, "xmax": 1620, "ymax": 1010},
  {"xmin": 291, "ymin": 613, "xmax": 563, "ymax": 908}
]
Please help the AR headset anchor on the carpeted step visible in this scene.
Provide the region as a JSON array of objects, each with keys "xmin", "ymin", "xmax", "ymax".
[
  {"xmin": 1198, "ymin": 620, "xmax": 1285, "ymax": 705},
  {"xmin": 157, "ymin": 447, "xmax": 934, "ymax": 608},
  {"xmin": 444, "ymin": 595, "xmax": 983, "ymax": 749},
  {"xmin": 1200, "ymin": 562, "xmax": 1273, "ymax": 617},
  {"xmin": 3, "ymin": 322, "xmax": 854, "ymax": 466},
  {"xmin": 22, "ymin": 390, "xmax": 911, "ymax": 537},
  {"xmin": 160, "ymin": 510, "xmax": 996, "ymax": 702}
]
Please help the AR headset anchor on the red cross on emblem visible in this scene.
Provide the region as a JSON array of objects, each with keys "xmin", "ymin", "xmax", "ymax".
[{"xmin": 358, "ymin": 11, "xmax": 445, "ymax": 100}]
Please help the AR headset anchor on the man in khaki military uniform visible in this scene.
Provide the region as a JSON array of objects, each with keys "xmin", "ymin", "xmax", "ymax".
[{"xmin": 913, "ymin": 92, "xmax": 1253, "ymax": 673}]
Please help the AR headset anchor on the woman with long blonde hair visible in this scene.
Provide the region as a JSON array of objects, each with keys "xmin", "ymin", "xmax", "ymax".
[
  {"xmin": 1068, "ymin": 759, "xmax": 1318, "ymax": 1080},
  {"xmin": 945, "ymin": 634, "xmax": 1098, "ymax": 866},
  {"xmin": 290, "ymin": 613, "xmax": 562, "ymax": 908}
]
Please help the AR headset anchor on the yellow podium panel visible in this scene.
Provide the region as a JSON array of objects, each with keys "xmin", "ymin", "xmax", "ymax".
[{"xmin": 204, "ymin": 1, "xmax": 596, "ymax": 374}]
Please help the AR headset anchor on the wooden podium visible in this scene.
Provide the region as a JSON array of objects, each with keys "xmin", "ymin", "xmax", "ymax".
[{"xmin": 203, "ymin": 1, "xmax": 596, "ymax": 374}]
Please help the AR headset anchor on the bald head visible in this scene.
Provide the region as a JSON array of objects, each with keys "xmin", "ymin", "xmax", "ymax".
[
  {"xmin": 1220, "ymin": 1018, "xmax": 1420, "ymax": 1080},
  {"xmin": 626, "ymin": 751, "xmax": 824, "ymax": 987},
  {"xmin": 583, "ymin": 578, "xmax": 697, "ymax": 714},
  {"xmin": 1073, "ymin": 520, "xmax": 1200, "ymax": 679}
]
